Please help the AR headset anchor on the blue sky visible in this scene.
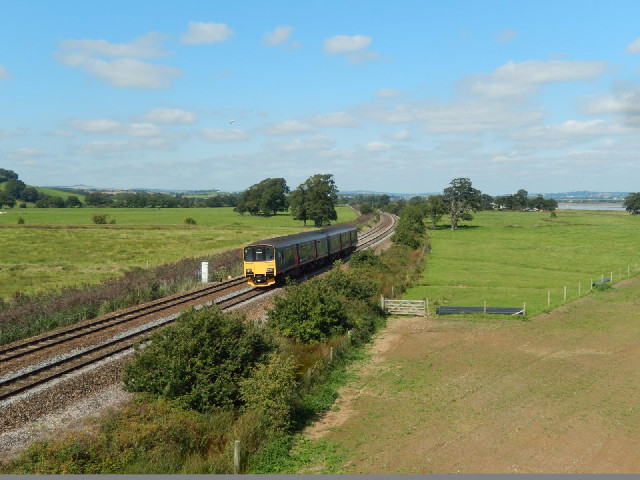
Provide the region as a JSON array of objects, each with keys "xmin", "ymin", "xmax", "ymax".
[{"xmin": 1, "ymin": 0, "xmax": 640, "ymax": 195}]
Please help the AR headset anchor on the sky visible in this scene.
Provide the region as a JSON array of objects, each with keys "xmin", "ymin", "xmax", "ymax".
[{"xmin": 1, "ymin": 0, "xmax": 640, "ymax": 196}]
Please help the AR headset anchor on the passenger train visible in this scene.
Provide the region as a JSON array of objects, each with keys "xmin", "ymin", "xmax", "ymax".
[{"xmin": 243, "ymin": 224, "xmax": 358, "ymax": 287}]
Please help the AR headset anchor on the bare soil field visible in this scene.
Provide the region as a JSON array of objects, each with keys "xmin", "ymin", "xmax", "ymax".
[{"xmin": 303, "ymin": 276, "xmax": 640, "ymax": 473}]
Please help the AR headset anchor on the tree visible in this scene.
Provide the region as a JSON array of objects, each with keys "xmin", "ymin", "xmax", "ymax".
[
  {"xmin": 4, "ymin": 178, "xmax": 26, "ymax": 200},
  {"xmin": 0, "ymin": 168, "xmax": 18, "ymax": 184},
  {"xmin": 289, "ymin": 185, "xmax": 309, "ymax": 225},
  {"xmin": 442, "ymin": 178, "xmax": 482, "ymax": 230},
  {"xmin": 235, "ymin": 178, "xmax": 289, "ymax": 216},
  {"xmin": 392, "ymin": 204, "xmax": 426, "ymax": 249},
  {"xmin": 422, "ymin": 195, "xmax": 447, "ymax": 228},
  {"xmin": 65, "ymin": 196, "xmax": 82, "ymax": 208},
  {"xmin": 624, "ymin": 192, "xmax": 640, "ymax": 215},
  {"xmin": 84, "ymin": 192, "xmax": 113, "ymax": 207},
  {"xmin": 302, "ymin": 174, "xmax": 338, "ymax": 227},
  {"xmin": 0, "ymin": 191, "xmax": 15, "ymax": 208}
]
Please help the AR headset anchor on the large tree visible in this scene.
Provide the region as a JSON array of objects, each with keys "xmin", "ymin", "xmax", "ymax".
[
  {"xmin": 442, "ymin": 177, "xmax": 483, "ymax": 230},
  {"xmin": 422, "ymin": 195, "xmax": 447, "ymax": 228},
  {"xmin": 235, "ymin": 178, "xmax": 289, "ymax": 216},
  {"xmin": 290, "ymin": 174, "xmax": 338, "ymax": 227},
  {"xmin": 624, "ymin": 192, "xmax": 640, "ymax": 215}
]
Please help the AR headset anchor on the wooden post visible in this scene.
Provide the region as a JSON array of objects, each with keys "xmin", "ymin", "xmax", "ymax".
[
  {"xmin": 611, "ymin": 271, "xmax": 613, "ymax": 283},
  {"xmin": 234, "ymin": 440, "xmax": 241, "ymax": 474},
  {"xmin": 578, "ymin": 281, "xmax": 581, "ymax": 296},
  {"xmin": 392, "ymin": 286, "xmax": 395, "ymax": 298},
  {"xmin": 590, "ymin": 278, "xmax": 593, "ymax": 290},
  {"xmin": 483, "ymin": 300, "xmax": 486, "ymax": 314},
  {"xmin": 523, "ymin": 302, "xmax": 526, "ymax": 315},
  {"xmin": 380, "ymin": 295, "xmax": 385, "ymax": 311},
  {"xmin": 348, "ymin": 330, "xmax": 352, "ymax": 344},
  {"xmin": 564, "ymin": 286, "xmax": 567, "ymax": 301}
]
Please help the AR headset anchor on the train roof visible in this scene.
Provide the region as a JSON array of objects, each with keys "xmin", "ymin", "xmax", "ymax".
[{"xmin": 246, "ymin": 224, "xmax": 357, "ymax": 248}]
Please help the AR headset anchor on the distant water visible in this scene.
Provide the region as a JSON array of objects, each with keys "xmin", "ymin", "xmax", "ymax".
[{"xmin": 558, "ymin": 202, "xmax": 625, "ymax": 211}]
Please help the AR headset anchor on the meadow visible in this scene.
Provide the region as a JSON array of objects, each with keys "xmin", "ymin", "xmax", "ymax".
[
  {"xmin": 405, "ymin": 209, "xmax": 640, "ymax": 317},
  {"xmin": 0, "ymin": 206, "xmax": 358, "ymax": 300}
]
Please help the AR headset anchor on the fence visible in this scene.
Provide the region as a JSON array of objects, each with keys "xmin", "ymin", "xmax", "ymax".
[{"xmin": 380, "ymin": 297, "xmax": 426, "ymax": 316}]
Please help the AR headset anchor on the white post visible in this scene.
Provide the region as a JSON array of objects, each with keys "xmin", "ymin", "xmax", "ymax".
[
  {"xmin": 330, "ymin": 346, "xmax": 334, "ymax": 363},
  {"xmin": 201, "ymin": 262, "xmax": 209, "ymax": 283},
  {"xmin": 523, "ymin": 302, "xmax": 526, "ymax": 315},
  {"xmin": 564, "ymin": 286, "xmax": 567, "ymax": 301},
  {"xmin": 234, "ymin": 440, "xmax": 241, "ymax": 474},
  {"xmin": 578, "ymin": 281, "xmax": 581, "ymax": 296},
  {"xmin": 380, "ymin": 295, "xmax": 385, "ymax": 311}
]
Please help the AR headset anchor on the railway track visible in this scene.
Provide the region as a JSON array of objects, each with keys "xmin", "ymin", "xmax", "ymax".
[{"xmin": 0, "ymin": 212, "xmax": 396, "ymax": 407}]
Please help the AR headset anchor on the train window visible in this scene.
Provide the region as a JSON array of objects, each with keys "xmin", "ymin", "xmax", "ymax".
[{"xmin": 244, "ymin": 246, "xmax": 274, "ymax": 262}]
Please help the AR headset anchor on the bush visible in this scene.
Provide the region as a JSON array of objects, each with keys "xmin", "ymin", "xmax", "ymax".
[
  {"xmin": 123, "ymin": 307, "xmax": 275, "ymax": 412},
  {"xmin": 267, "ymin": 278, "xmax": 351, "ymax": 344},
  {"xmin": 184, "ymin": 217, "xmax": 197, "ymax": 225},
  {"xmin": 17, "ymin": 217, "xmax": 24, "ymax": 224},
  {"xmin": 92, "ymin": 214, "xmax": 109, "ymax": 224},
  {"xmin": 239, "ymin": 353, "xmax": 298, "ymax": 433}
]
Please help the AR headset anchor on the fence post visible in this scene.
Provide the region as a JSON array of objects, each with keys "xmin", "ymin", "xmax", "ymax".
[
  {"xmin": 523, "ymin": 302, "xmax": 526, "ymax": 315},
  {"xmin": 611, "ymin": 271, "xmax": 614, "ymax": 283},
  {"xmin": 380, "ymin": 295, "xmax": 385, "ymax": 311},
  {"xmin": 564, "ymin": 286, "xmax": 567, "ymax": 302},
  {"xmin": 578, "ymin": 281, "xmax": 581, "ymax": 296},
  {"xmin": 329, "ymin": 347, "xmax": 334, "ymax": 363},
  {"xmin": 234, "ymin": 440, "xmax": 241, "ymax": 474}
]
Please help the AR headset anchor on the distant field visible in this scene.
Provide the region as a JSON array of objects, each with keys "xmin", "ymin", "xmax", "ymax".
[
  {"xmin": 0, "ymin": 206, "xmax": 358, "ymax": 300},
  {"xmin": 34, "ymin": 187, "xmax": 86, "ymax": 201},
  {"xmin": 405, "ymin": 209, "xmax": 640, "ymax": 316}
]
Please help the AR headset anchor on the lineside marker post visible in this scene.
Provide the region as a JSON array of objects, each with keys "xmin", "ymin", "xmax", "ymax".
[
  {"xmin": 233, "ymin": 440, "xmax": 241, "ymax": 474},
  {"xmin": 578, "ymin": 281, "xmax": 581, "ymax": 296},
  {"xmin": 564, "ymin": 286, "xmax": 567, "ymax": 302},
  {"xmin": 483, "ymin": 301, "xmax": 486, "ymax": 314},
  {"xmin": 201, "ymin": 262, "xmax": 209, "ymax": 283}
]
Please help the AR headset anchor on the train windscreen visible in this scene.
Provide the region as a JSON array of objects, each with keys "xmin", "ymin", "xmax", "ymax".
[{"xmin": 244, "ymin": 246, "xmax": 274, "ymax": 262}]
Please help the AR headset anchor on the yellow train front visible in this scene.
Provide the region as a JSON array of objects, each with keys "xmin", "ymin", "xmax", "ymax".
[{"xmin": 243, "ymin": 225, "xmax": 357, "ymax": 287}]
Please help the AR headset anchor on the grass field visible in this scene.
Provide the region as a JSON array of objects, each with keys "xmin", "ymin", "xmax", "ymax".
[
  {"xmin": 405, "ymin": 209, "xmax": 640, "ymax": 317},
  {"xmin": 0, "ymin": 206, "xmax": 358, "ymax": 300}
]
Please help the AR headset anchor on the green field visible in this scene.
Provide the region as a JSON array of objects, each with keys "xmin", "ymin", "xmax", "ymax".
[
  {"xmin": 0, "ymin": 206, "xmax": 358, "ymax": 300},
  {"xmin": 405, "ymin": 209, "xmax": 640, "ymax": 316}
]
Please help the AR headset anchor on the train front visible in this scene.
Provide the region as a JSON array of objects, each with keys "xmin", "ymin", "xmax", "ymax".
[{"xmin": 243, "ymin": 243, "xmax": 276, "ymax": 287}]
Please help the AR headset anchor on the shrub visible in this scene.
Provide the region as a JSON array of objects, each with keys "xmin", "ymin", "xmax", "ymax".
[
  {"xmin": 239, "ymin": 353, "xmax": 298, "ymax": 434},
  {"xmin": 184, "ymin": 217, "xmax": 197, "ymax": 225},
  {"xmin": 267, "ymin": 278, "xmax": 351, "ymax": 344},
  {"xmin": 17, "ymin": 217, "xmax": 24, "ymax": 224},
  {"xmin": 123, "ymin": 307, "xmax": 275, "ymax": 412},
  {"xmin": 92, "ymin": 214, "xmax": 109, "ymax": 224}
]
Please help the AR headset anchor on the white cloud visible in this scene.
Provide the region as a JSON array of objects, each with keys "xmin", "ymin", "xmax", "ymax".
[
  {"xmin": 582, "ymin": 83, "xmax": 640, "ymax": 126},
  {"xmin": 365, "ymin": 141, "xmax": 390, "ymax": 152},
  {"xmin": 0, "ymin": 128, "xmax": 26, "ymax": 138},
  {"xmin": 494, "ymin": 28, "xmax": 516, "ymax": 44},
  {"xmin": 324, "ymin": 35, "xmax": 371, "ymax": 54},
  {"xmin": 144, "ymin": 108, "xmax": 197, "ymax": 125},
  {"xmin": 388, "ymin": 130, "xmax": 412, "ymax": 141},
  {"xmin": 71, "ymin": 118, "xmax": 123, "ymax": 134},
  {"xmin": 7, "ymin": 148, "xmax": 44, "ymax": 160},
  {"xmin": 201, "ymin": 128, "xmax": 249, "ymax": 142},
  {"xmin": 264, "ymin": 26, "xmax": 295, "ymax": 46},
  {"xmin": 463, "ymin": 60, "xmax": 608, "ymax": 99},
  {"xmin": 269, "ymin": 135, "xmax": 335, "ymax": 152},
  {"xmin": 0, "ymin": 65, "xmax": 12, "ymax": 80},
  {"xmin": 625, "ymin": 37, "xmax": 640, "ymax": 54},
  {"xmin": 374, "ymin": 88, "xmax": 402, "ymax": 98},
  {"xmin": 263, "ymin": 120, "xmax": 315, "ymax": 135},
  {"xmin": 128, "ymin": 123, "xmax": 163, "ymax": 137},
  {"xmin": 56, "ymin": 33, "xmax": 182, "ymax": 89},
  {"xmin": 58, "ymin": 32, "xmax": 170, "ymax": 59},
  {"xmin": 308, "ymin": 111, "xmax": 359, "ymax": 128},
  {"xmin": 181, "ymin": 22, "xmax": 234, "ymax": 44}
]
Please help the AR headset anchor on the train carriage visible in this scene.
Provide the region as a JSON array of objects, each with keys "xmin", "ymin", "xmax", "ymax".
[{"xmin": 243, "ymin": 224, "xmax": 357, "ymax": 287}]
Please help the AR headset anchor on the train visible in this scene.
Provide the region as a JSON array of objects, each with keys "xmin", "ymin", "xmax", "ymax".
[{"xmin": 243, "ymin": 224, "xmax": 358, "ymax": 287}]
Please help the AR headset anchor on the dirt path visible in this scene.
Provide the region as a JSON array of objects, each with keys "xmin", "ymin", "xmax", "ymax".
[{"xmin": 303, "ymin": 277, "xmax": 640, "ymax": 473}]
